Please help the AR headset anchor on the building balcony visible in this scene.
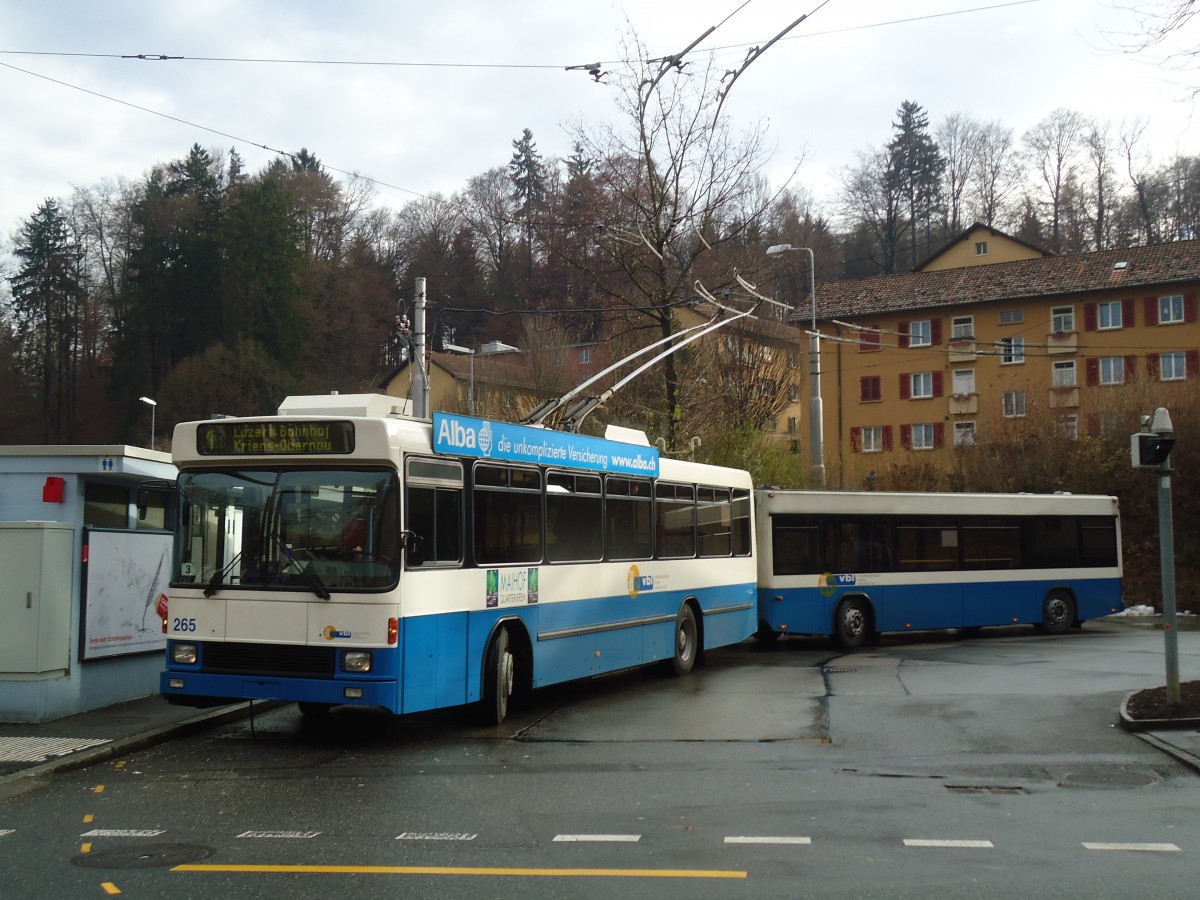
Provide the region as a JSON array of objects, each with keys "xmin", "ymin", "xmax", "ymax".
[
  {"xmin": 1048, "ymin": 386, "xmax": 1080, "ymax": 408},
  {"xmin": 948, "ymin": 393, "xmax": 979, "ymax": 415},
  {"xmin": 948, "ymin": 341, "xmax": 977, "ymax": 362},
  {"xmin": 1046, "ymin": 331, "xmax": 1078, "ymax": 355}
]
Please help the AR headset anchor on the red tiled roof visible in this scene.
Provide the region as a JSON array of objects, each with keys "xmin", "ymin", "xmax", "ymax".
[{"xmin": 813, "ymin": 240, "xmax": 1200, "ymax": 321}]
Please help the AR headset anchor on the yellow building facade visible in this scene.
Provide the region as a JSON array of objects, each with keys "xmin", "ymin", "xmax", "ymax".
[{"xmin": 799, "ymin": 233, "xmax": 1200, "ymax": 488}]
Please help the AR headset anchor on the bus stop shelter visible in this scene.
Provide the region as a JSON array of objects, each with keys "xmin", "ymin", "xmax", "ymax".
[{"xmin": 0, "ymin": 446, "xmax": 176, "ymax": 723}]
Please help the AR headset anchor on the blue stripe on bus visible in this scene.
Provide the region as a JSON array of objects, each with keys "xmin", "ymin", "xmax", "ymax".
[
  {"xmin": 758, "ymin": 577, "xmax": 1123, "ymax": 635},
  {"xmin": 163, "ymin": 582, "xmax": 756, "ymax": 715}
]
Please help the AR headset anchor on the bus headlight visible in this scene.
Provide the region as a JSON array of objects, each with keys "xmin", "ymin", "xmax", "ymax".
[
  {"xmin": 171, "ymin": 643, "xmax": 198, "ymax": 665},
  {"xmin": 342, "ymin": 651, "xmax": 372, "ymax": 673}
]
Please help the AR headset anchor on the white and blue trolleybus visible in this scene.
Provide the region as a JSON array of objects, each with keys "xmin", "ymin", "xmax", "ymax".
[
  {"xmin": 161, "ymin": 394, "xmax": 756, "ymax": 723},
  {"xmin": 754, "ymin": 488, "xmax": 1123, "ymax": 649}
]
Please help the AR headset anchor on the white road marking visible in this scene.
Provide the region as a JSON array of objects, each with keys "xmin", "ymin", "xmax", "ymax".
[
  {"xmin": 0, "ymin": 830, "xmax": 15, "ymax": 838},
  {"xmin": 396, "ymin": 833, "xmax": 478, "ymax": 841},
  {"xmin": 80, "ymin": 829, "xmax": 165, "ymax": 838},
  {"xmin": 903, "ymin": 839, "xmax": 994, "ymax": 848},
  {"xmin": 0, "ymin": 737, "xmax": 111, "ymax": 763},
  {"xmin": 237, "ymin": 831, "xmax": 321, "ymax": 839},
  {"xmin": 724, "ymin": 836, "xmax": 812, "ymax": 845},
  {"xmin": 1082, "ymin": 842, "xmax": 1181, "ymax": 853},
  {"xmin": 553, "ymin": 834, "xmax": 641, "ymax": 842}
]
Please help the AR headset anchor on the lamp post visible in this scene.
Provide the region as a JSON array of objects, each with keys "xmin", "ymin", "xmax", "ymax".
[
  {"xmin": 139, "ymin": 396, "xmax": 157, "ymax": 449},
  {"xmin": 766, "ymin": 243, "xmax": 825, "ymax": 488}
]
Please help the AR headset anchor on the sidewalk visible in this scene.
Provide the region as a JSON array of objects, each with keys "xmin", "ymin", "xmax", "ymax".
[{"xmin": 0, "ymin": 695, "xmax": 275, "ymax": 802}]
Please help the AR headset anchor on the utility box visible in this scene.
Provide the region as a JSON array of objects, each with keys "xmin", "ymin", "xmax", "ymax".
[{"xmin": 0, "ymin": 522, "xmax": 74, "ymax": 675}]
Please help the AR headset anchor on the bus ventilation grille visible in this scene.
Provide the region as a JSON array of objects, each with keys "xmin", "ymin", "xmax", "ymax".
[{"xmin": 202, "ymin": 643, "xmax": 336, "ymax": 679}]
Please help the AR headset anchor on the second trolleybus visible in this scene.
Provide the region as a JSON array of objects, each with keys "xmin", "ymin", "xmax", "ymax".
[{"xmin": 754, "ymin": 488, "xmax": 1123, "ymax": 648}]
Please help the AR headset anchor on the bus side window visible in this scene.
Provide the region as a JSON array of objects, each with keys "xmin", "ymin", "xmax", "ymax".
[{"xmin": 405, "ymin": 458, "xmax": 464, "ymax": 567}]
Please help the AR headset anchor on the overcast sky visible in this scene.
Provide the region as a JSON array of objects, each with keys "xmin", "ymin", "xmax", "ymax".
[{"xmin": 2, "ymin": 0, "xmax": 1198, "ymax": 243}]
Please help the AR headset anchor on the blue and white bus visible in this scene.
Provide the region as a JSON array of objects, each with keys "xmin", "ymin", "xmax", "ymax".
[
  {"xmin": 160, "ymin": 394, "xmax": 756, "ymax": 723},
  {"xmin": 754, "ymin": 488, "xmax": 1123, "ymax": 649}
]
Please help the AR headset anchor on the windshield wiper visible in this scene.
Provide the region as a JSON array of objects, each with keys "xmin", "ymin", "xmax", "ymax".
[
  {"xmin": 204, "ymin": 551, "xmax": 243, "ymax": 598},
  {"xmin": 276, "ymin": 536, "xmax": 331, "ymax": 600}
]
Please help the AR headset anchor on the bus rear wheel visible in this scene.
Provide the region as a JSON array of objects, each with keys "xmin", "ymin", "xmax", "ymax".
[
  {"xmin": 670, "ymin": 604, "xmax": 698, "ymax": 676},
  {"xmin": 834, "ymin": 598, "xmax": 870, "ymax": 650},
  {"xmin": 480, "ymin": 626, "xmax": 515, "ymax": 725},
  {"xmin": 1036, "ymin": 590, "xmax": 1075, "ymax": 635}
]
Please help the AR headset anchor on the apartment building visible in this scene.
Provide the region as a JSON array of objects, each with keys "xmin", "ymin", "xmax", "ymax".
[{"xmin": 798, "ymin": 225, "xmax": 1200, "ymax": 488}]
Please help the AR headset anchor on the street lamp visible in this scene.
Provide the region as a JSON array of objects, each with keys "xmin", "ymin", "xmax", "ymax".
[
  {"xmin": 766, "ymin": 243, "xmax": 825, "ymax": 488},
  {"xmin": 139, "ymin": 396, "xmax": 157, "ymax": 449}
]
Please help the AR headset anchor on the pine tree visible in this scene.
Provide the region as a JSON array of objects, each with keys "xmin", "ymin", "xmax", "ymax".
[
  {"xmin": 9, "ymin": 199, "xmax": 84, "ymax": 441},
  {"xmin": 508, "ymin": 129, "xmax": 546, "ymax": 296},
  {"xmin": 887, "ymin": 101, "xmax": 946, "ymax": 269}
]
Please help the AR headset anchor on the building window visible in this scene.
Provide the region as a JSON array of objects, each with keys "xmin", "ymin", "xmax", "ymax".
[
  {"xmin": 1098, "ymin": 301, "xmax": 1123, "ymax": 329},
  {"xmin": 1160, "ymin": 351, "xmax": 1187, "ymax": 381},
  {"xmin": 1159, "ymin": 295, "xmax": 1185, "ymax": 324},
  {"xmin": 789, "ymin": 384, "xmax": 800, "ymax": 402},
  {"xmin": 787, "ymin": 416, "xmax": 799, "ymax": 435},
  {"xmin": 860, "ymin": 375, "xmax": 882, "ymax": 402},
  {"xmin": 1057, "ymin": 415, "xmax": 1078, "ymax": 441},
  {"xmin": 951, "ymin": 316, "xmax": 973, "ymax": 340},
  {"xmin": 908, "ymin": 320, "xmax": 932, "ymax": 347},
  {"xmin": 999, "ymin": 310, "xmax": 1023, "ymax": 325},
  {"xmin": 579, "ymin": 347, "xmax": 592, "ymax": 364},
  {"xmin": 954, "ymin": 421, "xmax": 976, "ymax": 446},
  {"xmin": 1052, "ymin": 360, "xmax": 1076, "ymax": 387},
  {"xmin": 1001, "ymin": 337, "xmax": 1025, "ymax": 364},
  {"xmin": 862, "ymin": 426, "xmax": 884, "ymax": 453},
  {"xmin": 975, "ymin": 241, "xmax": 988, "ymax": 256},
  {"xmin": 911, "ymin": 424, "xmax": 937, "ymax": 450},
  {"xmin": 1051, "ymin": 306, "xmax": 1075, "ymax": 333},
  {"xmin": 1099, "ymin": 356, "xmax": 1125, "ymax": 385},
  {"xmin": 1002, "ymin": 391, "xmax": 1026, "ymax": 418},
  {"xmin": 910, "ymin": 372, "xmax": 934, "ymax": 399},
  {"xmin": 953, "ymin": 369, "xmax": 975, "ymax": 396}
]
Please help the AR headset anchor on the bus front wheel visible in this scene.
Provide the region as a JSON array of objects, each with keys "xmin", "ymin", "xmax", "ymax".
[
  {"xmin": 834, "ymin": 598, "xmax": 870, "ymax": 650},
  {"xmin": 670, "ymin": 604, "xmax": 698, "ymax": 676},
  {"xmin": 480, "ymin": 626, "xmax": 515, "ymax": 725},
  {"xmin": 1036, "ymin": 591, "xmax": 1075, "ymax": 635}
]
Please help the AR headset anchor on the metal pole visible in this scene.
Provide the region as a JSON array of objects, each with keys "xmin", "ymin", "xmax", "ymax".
[
  {"xmin": 1158, "ymin": 457, "xmax": 1181, "ymax": 706},
  {"xmin": 801, "ymin": 247, "xmax": 826, "ymax": 489},
  {"xmin": 412, "ymin": 277, "xmax": 429, "ymax": 419}
]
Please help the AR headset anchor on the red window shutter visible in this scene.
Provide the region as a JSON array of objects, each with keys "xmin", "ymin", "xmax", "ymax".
[
  {"xmin": 882, "ymin": 425, "xmax": 893, "ymax": 451},
  {"xmin": 860, "ymin": 329, "xmax": 881, "ymax": 352},
  {"xmin": 1083, "ymin": 303, "xmax": 1097, "ymax": 331},
  {"xmin": 1086, "ymin": 358, "xmax": 1099, "ymax": 386},
  {"xmin": 1086, "ymin": 413, "xmax": 1100, "ymax": 438},
  {"xmin": 898, "ymin": 321, "xmax": 910, "ymax": 349},
  {"xmin": 930, "ymin": 319, "xmax": 942, "ymax": 346},
  {"xmin": 850, "ymin": 427, "xmax": 862, "ymax": 453},
  {"xmin": 1188, "ymin": 350, "xmax": 1200, "ymax": 380},
  {"xmin": 932, "ymin": 371, "xmax": 944, "ymax": 397},
  {"xmin": 901, "ymin": 424, "xmax": 912, "ymax": 450},
  {"xmin": 899, "ymin": 374, "xmax": 911, "ymax": 400},
  {"xmin": 1148, "ymin": 353, "xmax": 1160, "ymax": 379},
  {"xmin": 859, "ymin": 377, "xmax": 870, "ymax": 402},
  {"xmin": 1144, "ymin": 296, "xmax": 1159, "ymax": 327},
  {"xmin": 1185, "ymin": 294, "xmax": 1197, "ymax": 323},
  {"xmin": 1125, "ymin": 355, "xmax": 1138, "ymax": 383},
  {"xmin": 1122, "ymin": 299, "xmax": 1134, "ymax": 327},
  {"xmin": 933, "ymin": 423, "xmax": 945, "ymax": 449}
]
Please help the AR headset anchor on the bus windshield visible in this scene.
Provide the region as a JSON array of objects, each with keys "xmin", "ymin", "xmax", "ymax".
[{"xmin": 175, "ymin": 468, "xmax": 400, "ymax": 593}]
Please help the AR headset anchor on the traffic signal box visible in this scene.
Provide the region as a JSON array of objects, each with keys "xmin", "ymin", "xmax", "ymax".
[{"xmin": 1131, "ymin": 432, "xmax": 1176, "ymax": 469}]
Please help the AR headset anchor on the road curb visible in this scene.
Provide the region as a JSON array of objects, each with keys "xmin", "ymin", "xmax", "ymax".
[
  {"xmin": 0, "ymin": 700, "xmax": 285, "ymax": 803},
  {"xmin": 1132, "ymin": 731, "xmax": 1200, "ymax": 775}
]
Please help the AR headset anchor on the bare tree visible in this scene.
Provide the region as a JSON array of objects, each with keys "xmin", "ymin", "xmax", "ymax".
[
  {"xmin": 1082, "ymin": 119, "xmax": 1118, "ymax": 249},
  {"xmin": 1119, "ymin": 118, "xmax": 1161, "ymax": 243},
  {"xmin": 970, "ymin": 120, "xmax": 1021, "ymax": 227},
  {"xmin": 839, "ymin": 147, "xmax": 907, "ymax": 274},
  {"xmin": 1022, "ymin": 108, "xmax": 1086, "ymax": 252},
  {"xmin": 936, "ymin": 113, "xmax": 982, "ymax": 233},
  {"xmin": 565, "ymin": 31, "xmax": 779, "ymax": 448}
]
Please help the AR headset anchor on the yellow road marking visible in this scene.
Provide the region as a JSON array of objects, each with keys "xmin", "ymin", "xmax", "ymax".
[
  {"xmin": 81, "ymin": 843, "xmax": 92, "ymax": 854},
  {"xmin": 101, "ymin": 882, "xmax": 121, "ymax": 895},
  {"xmin": 93, "ymin": 785, "xmax": 105, "ymax": 794},
  {"xmin": 83, "ymin": 814, "xmax": 94, "ymax": 824},
  {"xmin": 173, "ymin": 864, "xmax": 746, "ymax": 879}
]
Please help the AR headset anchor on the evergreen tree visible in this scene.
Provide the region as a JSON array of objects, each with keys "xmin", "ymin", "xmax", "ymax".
[
  {"xmin": 9, "ymin": 199, "xmax": 84, "ymax": 441},
  {"xmin": 887, "ymin": 101, "xmax": 946, "ymax": 269},
  {"xmin": 508, "ymin": 129, "xmax": 547, "ymax": 295}
]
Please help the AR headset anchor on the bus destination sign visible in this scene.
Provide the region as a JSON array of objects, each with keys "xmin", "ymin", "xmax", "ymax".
[{"xmin": 197, "ymin": 421, "xmax": 355, "ymax": 456}]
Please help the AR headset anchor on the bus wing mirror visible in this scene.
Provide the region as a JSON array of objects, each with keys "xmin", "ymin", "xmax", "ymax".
[{"xmin": 404, "ymin": 531, "xmax": 425, "ymax": 568}]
